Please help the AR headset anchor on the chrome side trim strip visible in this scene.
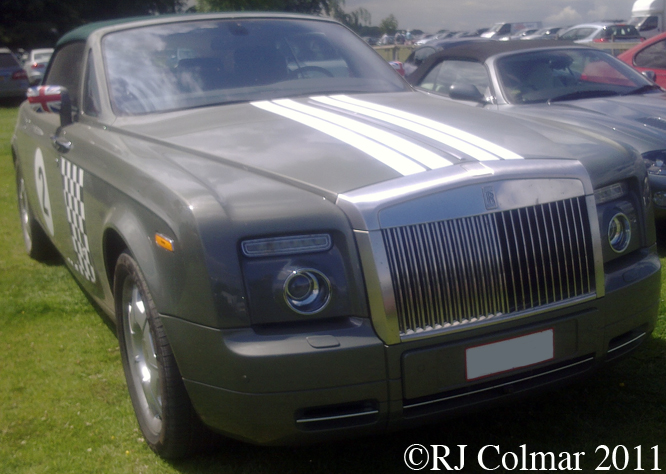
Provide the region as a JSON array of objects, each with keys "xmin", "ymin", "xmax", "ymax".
[
  {"xmin": 403, "ymin": 357, "xmax": 595, "ymax": 410},
  {"xmin": 607, "ymin": 332, "xmax": 646, "ymax": 354},
  {"xmin": 296, "ymin": 409, "xmax": 380, "ymax": 424}
]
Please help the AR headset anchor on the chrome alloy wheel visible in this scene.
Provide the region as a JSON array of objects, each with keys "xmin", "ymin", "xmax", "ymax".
[{"xmin": 122, "ymin": 278, "xmax": 163, "ymax": 436}]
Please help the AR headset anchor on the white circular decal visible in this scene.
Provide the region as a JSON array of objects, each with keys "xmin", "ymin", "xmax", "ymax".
[{"xmin": 33, "ymin": 148, "xmax": 54, "ymax": 236}]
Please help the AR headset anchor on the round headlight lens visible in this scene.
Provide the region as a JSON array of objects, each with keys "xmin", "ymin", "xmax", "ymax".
[
  {"xmin": 608, "ymin": 212, "xmax": 631, "ymax": 253},
  {"xmin": 284, "ymin": 269, "xmax": 331, "ymax": 314}
]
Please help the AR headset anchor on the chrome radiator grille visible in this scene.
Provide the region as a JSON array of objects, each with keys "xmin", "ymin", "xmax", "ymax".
[{"xmin": 381, "ymin": 196, "xmax": 595, "ymax": 335}]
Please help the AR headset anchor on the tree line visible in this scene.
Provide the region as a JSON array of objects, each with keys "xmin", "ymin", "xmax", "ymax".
[{"xmin": 1, "ymin": 0, "xmax": 399, "ymax": 50}]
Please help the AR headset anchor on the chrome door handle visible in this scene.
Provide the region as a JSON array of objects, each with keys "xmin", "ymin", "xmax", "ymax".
[{"xmin": 51, "ymin": 135, "xmax": 72, "ymax": 153}]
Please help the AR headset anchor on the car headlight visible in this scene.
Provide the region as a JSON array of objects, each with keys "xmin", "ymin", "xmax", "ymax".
[
  {"xmin": 607, "ymin": 212, "xmax": 631, "ymax": 253},
  {"xmin": 283, "ymin": 269, "xmax": 331, "ymax": 314},
  {"xmin": 594, "ymin": 181, "xmax": 640, "ymax": 261},
  {"xmin": 240, "ymin": 232, "xmax": 363, "ymax": 324}
]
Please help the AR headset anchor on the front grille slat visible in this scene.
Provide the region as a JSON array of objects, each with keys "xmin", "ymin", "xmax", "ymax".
[{"xmin": 381, "ymin": 196, "xmax": 596, "ymax": 336}]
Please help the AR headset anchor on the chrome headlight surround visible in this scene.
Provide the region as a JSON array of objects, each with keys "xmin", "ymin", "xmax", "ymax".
[
  {"xmin": 283, "ymin": 268, "xmax": 331, "ymax": 314},
  {"xmin": 594, "ymin": 181, "xmax": 640, "ymax": 261},
  {"xmin": 607, "ymin": 212, "xmax": 631, "ymax": 253}
]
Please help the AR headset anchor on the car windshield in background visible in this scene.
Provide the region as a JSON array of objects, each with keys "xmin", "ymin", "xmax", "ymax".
[
  {"xmin": 495, "ymin": 48, "xmax": 653, "ymax": 104},
  {"xmin": 33, "ymin": 52, "xmax": 52, "ymax": 63},
  {"xmin": 102, "ymin": 18, "xmax": 407, "ymax": 115}
]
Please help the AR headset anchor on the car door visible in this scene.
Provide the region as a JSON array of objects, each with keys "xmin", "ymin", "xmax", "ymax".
[
  {"xmin": 631, "ymin": 37, "xmax": 666, "ymax": 87},
  {"xmin": 20, "ymin": 41, "xmax": 100, "ymax": 289}
]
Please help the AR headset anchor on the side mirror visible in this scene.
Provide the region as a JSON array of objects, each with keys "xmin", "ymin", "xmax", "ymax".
[
  {"xmin": 642, "ymin": 70, "xmax": 657, "ymax": 82},
  {"xmin": 26, "ymin": 85, "xmax": 73, "ymax": 127},
  {"xmin": 448, "ymin": 82, "xmax": 485, "ymax": 103}
]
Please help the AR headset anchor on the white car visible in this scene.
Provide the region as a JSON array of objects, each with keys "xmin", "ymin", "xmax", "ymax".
[
  {"xmin": 22, "ymin": 48, "xmax": 53, "ymax": 85},
  {"xmin": 557, "ymin": 23, "xmax": 643, "ymax": 43}
]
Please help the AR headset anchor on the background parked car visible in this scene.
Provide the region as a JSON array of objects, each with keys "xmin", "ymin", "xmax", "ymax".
[
  {"xmin": 508, "ymin": 28, "xmax": 539, "ymax": 40},
  {"xmin": 557, "ymin": 23, "xmax": 643, "ymax": 43},
  {"xmin": 407, "ymin": 40, "xmax": 666, "ymax": 217},
  {"xmin": 628, "ymin": 0, "xmax": 665, "ymax": 39},
  {"xmin": 0, "ymin": 47, "xmax": 29, "ymax": 101},
  {"xmin": 481, "ymin": 21, "xmax": 542, "ymax": 40},
  {"xmin": 22, "ymin": 48, "xmax": 53, "ymax": 85},
  {"xmin": 402, "ymin": 37, "xmax": 492, "ymax": 77},
  {"xmin": 521, "ymin": 26, "xmax": 565, "ymax": 40},
  {"xmin": 618, "ymin": 30, "xmax": 666, "ymax": 87}
]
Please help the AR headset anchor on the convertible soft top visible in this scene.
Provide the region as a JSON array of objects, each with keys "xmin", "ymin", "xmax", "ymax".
[{"xmin": 407, "ymin": 39, "xmax": 583, "ymax": 84}]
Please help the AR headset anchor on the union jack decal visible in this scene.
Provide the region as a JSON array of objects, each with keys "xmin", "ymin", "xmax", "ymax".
[{"xmin": 27, "ymin": 85, "xmax": 63, "ymax": 114}]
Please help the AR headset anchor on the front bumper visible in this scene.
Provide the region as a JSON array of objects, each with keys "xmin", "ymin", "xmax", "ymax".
[{"xmin": 161, "ymin": 246, "xmax": 660, "ymax": 445}]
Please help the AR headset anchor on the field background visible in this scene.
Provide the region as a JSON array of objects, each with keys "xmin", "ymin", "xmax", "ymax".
[{"xmin": 1, "ymin": 104, "xmax": 665, "ymax": 473}]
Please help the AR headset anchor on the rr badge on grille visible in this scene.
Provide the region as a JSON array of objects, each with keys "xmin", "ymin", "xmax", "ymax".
[{"xmin": 483, "ymin": 186, "xmax": 498, "ymax": 210}]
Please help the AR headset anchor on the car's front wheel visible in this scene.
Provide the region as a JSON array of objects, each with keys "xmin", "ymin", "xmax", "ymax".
[{"xmin": 114, "ymin": 252, "xmax": 207, "ymax": 459}]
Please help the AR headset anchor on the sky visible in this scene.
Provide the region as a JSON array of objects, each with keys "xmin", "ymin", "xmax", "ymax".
[{"xmin": 341, "ymin": 0, "xmax": 638, "ymax": 33}]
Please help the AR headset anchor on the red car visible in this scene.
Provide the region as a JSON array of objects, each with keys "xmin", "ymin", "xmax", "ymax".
[{"xmin": 618, "ymin": 31, "xmax": 666, "ymax": 88}]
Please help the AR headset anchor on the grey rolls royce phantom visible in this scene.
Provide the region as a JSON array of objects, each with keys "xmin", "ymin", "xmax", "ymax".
[{"xmin": 11, "ymin": 13, "xmax": 661, "ymax": 459}]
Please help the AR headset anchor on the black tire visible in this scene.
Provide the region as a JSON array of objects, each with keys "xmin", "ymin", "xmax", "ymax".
[
  {"xmin": 114, "ymin": 252, "xmax": 208, "ymax": 459},
  {"xmin": 15, "ymin": 163, "xmax": 57, "ymax": 262}
]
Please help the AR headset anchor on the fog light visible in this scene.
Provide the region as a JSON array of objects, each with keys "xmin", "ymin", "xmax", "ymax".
[
  {"xmin": 284, "ymin": 269, "xmax": 331, "ymax": 314},
  {"xmin": 608, "ymin": 212, "xmax": 631, "ymax": 253}
]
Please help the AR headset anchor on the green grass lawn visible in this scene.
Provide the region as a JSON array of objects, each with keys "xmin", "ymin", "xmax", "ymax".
[{"xmin": 1, "ymin": 104, "xmax": 665, "ymax": 473}]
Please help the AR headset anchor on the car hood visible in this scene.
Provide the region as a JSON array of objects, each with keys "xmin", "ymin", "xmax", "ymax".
[
  {"xmin": 503, "ymin": 93, "xmax": 666, "ymax": 153},
  {"xmin": 116, "ymin": 91, "xmax": 637, "ymax": 197}
]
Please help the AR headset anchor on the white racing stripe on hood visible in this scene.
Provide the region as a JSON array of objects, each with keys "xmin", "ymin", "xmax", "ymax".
[
  {"xmin": 312, "ymin": 95, "xmax": 524, "ymax": 161},
  {"xmin": 273, "ymin": 99, "xmax": 453, "ymax": 170},
  {"xmin": 252, "ymin": 101, "xmax": 427, "ymax": 176}
]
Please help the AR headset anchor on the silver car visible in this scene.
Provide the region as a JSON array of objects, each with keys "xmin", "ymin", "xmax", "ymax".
[
  {"xmin": 408, "ymin": 40, "xmax": 666, "ymax": 218},
  {"xmin": 557, "ymin": 23, "xmax": 643, "ymax": 43},
  {"xmin": 0, "ymin": 47, "xmax": 29, "ymax": 100},
  {"xmin": 12, "ymin": 13, "xmax": 660, "ymax": 459}
]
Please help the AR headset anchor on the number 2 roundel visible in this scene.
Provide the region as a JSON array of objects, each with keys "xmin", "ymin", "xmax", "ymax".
[{"xmin": 34, "ymin": 148, "xmax": 54, "ymax": 236}]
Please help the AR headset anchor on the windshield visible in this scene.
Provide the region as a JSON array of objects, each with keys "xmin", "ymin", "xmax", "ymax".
[
  {"xmin": 33, "ymin": 52, "xmax": 52, "ymax": 63},
  {"xmin": 496, "ymin": 48, "xmax": 654, "ymax": 104},
  {"xmin": 488, "ymin": 23, "xmax": 505, "ymax": 33},
  {"xmin": 102, "ymin": 18, "xmax": 408, "ymax": 116}
]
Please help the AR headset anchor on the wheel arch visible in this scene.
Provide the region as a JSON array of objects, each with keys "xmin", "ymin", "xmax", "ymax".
[
  {"xmin": 99, "ymin": 199, "xmax": 219, "ymax": 328},
  {"xmin": 100, "ymin": 205, "xmax": 172, "ymax": 321},
  {"xmin": 103, "ymin": 226, "xmax": 129, "ymax": 303}
]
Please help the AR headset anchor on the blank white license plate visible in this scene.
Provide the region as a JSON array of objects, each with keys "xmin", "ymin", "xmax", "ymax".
[{"xmin": 466, "ymin": 329, "xmax": 554, "ymax": 381}]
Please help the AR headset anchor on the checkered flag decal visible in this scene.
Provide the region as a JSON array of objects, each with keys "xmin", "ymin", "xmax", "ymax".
[{"xmin": 60, "ymin": 158, "xmax": 96, "ymax": 283}]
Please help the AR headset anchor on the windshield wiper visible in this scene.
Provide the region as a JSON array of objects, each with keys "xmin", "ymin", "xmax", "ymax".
[
  {"xmin": 548, "ymin": 90, "xmax": 620, "ymax": 103},
  {"xmin": 622, "ymin": 84, "xmax": 662, "ymax": 96}
]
